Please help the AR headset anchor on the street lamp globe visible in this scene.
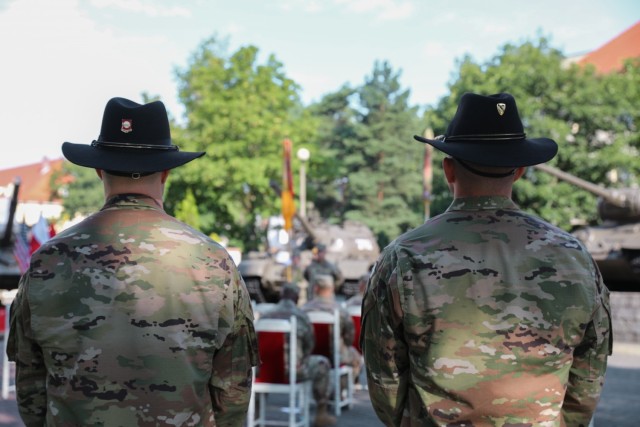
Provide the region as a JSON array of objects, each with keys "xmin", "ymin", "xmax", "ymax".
[{"xmin": 297, "ymin": 147, "xmax": 310, "ymax": 162}]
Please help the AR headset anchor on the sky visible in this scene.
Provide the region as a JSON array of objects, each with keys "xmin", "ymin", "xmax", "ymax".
[{"xmin": 0, "ymin": 0, "xmax": 638, "ymax": 170}]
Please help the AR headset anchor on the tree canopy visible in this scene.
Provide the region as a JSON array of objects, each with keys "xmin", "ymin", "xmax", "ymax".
[
  {"xmin": 165, "ymin": 36, "xmax": 318, "ymax": 249},
  {"xmin": 55, "ymin": 34, "xmax": 640, "ymax": 252},
  {"xmin": 310, "ymin": 61, "xmax": 425, "ymax": 246},
  {"xmin": 423, "ymin": 37, "xmax": 640, "ymax": 229}
]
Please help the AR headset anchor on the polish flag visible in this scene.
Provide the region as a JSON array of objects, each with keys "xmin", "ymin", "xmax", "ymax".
[{"xmin": 30, "ymin": 216, "xmax": 55, "ymax": 254}]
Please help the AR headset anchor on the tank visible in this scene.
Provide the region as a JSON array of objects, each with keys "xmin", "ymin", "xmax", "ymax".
[
  {"xmin": 534, "ymin": 163, "xmax": 640, "ymax": 291},
  {"xmin": 239, "ymin": 211, "xmax": 380, "ymax": 302},
  {"xmin": 0, "ymin": 178, "xmax": 23, "ymax": 290}
]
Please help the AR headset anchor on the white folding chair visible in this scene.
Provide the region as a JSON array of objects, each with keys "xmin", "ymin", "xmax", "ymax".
[
  {"xmin": 306, "ymin": 308, "xmax": 354, "ymax": 417},
  {"xmin": 1, "ymin": 289, "xmax": 17, "ymax": 399},
  {"xmin": 247, "ymin": 315, "xmax": 312, "ymax": 427}
]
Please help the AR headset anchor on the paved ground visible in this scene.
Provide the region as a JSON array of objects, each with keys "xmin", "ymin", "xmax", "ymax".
[{"xmin": 1, "ymin": 343, "xmax": 638, "ymax": 426}]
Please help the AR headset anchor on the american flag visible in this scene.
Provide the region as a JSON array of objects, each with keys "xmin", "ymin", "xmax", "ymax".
[{"xmin": 13, "ymin": 222, "xmax": 31, "ymax": 274}]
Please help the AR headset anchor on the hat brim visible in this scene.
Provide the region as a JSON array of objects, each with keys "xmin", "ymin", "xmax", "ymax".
[
  {"xmin": 413, "ymin": 135, "xmax": 557, "ymax": 167},
  {"xmin": 62, "ymin": 142, "xmax": 205, "ymax": 173}
]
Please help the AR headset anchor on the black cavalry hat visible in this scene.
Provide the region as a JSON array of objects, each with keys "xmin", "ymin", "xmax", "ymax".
[
  {"xmin": 414, "ymin": 93, "xmax": 557, "ymax": 167},
  {"xmin": 62, "ymin": 97, "xmax": 204, "ymax": 173}
]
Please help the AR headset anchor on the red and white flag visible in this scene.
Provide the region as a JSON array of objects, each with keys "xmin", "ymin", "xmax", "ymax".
[{"xmin": 30, "ymin": 215, "xmax": 55, "ymax": 254}]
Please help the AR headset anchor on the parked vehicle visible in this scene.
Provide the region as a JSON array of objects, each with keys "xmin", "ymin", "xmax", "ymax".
[{"xmin": 535, "ymin": 163, "xmax": 640, "ymax": 291}]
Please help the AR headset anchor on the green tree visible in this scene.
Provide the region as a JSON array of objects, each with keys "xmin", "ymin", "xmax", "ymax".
[
  {"xmin": 174, "ymin": 188, "xmax": 201, "ymax": 230},
  {"xmin": 423, "ymin": 38, "xmax": 640, "ymax": 230},
  {"xmin": 305, "ymin": 85, "xmax": 358, "ymax": 219},
  {"xmin": 55, "ymin": 162, "xmax": 104, "ymax": 218},
  {"xmin": 166, "ymin": 36, "xmax": 318, "ymax": 250},
  {"xmin": 311, "ymin": 61, "xmax": 424, "ymax": 246}
]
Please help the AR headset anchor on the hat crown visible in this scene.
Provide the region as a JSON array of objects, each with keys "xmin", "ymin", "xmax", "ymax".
[
  {"xmin": 446, "ymin": 93, "xmax": 524, "ymax": 139},
  {"xmin": 412, "ymin": 92, "xmax": 558, "ymax": 167},
  {"xmin": 62, "ymin": 97, "xmax": 205, "ymax": 173},
  {"xmin": 98, "ymin": 97, "xmax": 172, "ymax": 146}
]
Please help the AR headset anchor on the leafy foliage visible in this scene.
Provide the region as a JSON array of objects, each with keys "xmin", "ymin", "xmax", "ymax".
[
  {"xmin": 165, "ymin": 37, "xmax": 318, "ymax": 250},
  {"xmin": 309, "ymin": 62, "xmax": 425, "ymax": 246},
  {"xmin": 54, "ymin": 34, "xmax": 640, "ymax": 252},
  {"xmin": 423, "ymin": 38, "xmax": 640, "ymax": 229},
  {"xmin": 174, "ymin": 188, "xmax": 201, "ymax": 230},
  {"xmin": 55, "ymin": 162, "xmax": 103, "ymax": 218}
]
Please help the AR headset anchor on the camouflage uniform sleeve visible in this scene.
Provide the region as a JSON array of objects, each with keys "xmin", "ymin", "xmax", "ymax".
[
  {"xmin": 7, "ymin": 274, "xmax": 48, "ymax": 427},
  {"xmin": 209, "ymin": 266, "xmax": 259, "ymax": 427},
  {"xmin": 360, "ymin": 247, "xmax": 409, "ymax": 427},
  {"xmin": 563, "ymin": 265, "xmax": 613, "ymax": 426}
]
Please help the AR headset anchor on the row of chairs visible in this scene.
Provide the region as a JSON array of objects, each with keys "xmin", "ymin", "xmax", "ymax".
[{"xmin": 249, "ymin": 304, "xmax": 362, "ymax": 427}]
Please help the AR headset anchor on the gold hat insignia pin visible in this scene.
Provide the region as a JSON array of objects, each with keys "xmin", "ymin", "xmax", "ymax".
[{"xmin": 496, "ymin": 103, "xmax": 506, "ymax": 116}]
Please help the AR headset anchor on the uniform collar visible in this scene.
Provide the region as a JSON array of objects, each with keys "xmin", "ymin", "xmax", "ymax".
[
  {"xmin": 102, "ymin": 193, "xmax": 163, "ymax": 211},
  {"xmin": 446, "ymin": 195, "xmax": 519, "ymax": 212}
]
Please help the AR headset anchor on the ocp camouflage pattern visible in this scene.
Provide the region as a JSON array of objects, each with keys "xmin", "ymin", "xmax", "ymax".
[
  {"xmin": 361, "ymin": 196, "xmax": 612, "ymax": 427},
  {"xmin": 8, "ymin": 194, "xmax": 258, "ymax": 427},
  {"xmin": 304, "ymin": 260, "xmax": 345, "ymax": 290}
]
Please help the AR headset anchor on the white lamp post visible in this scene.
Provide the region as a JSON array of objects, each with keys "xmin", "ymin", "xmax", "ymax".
[{"xmin": 297, "ymin": 147, "xmax": 310, "ymax": 218}]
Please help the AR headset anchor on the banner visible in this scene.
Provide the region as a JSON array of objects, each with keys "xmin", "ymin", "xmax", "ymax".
[
  {"xmin": 282, "ymin": 139, "xmax": 296, "ymax": 231},
  {"xmin": 30, "ymin": 215, "xmax": 55, "ymax": 254}
]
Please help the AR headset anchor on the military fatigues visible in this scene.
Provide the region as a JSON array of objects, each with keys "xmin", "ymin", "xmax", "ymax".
[
  {"xmin": 304, "ymin": 260, "xmax": 344, "ymax": 294},
  {"xmin": 260, "ymin": 299, "xmax": 332, "ymax": 404},
  {"xmin": 302, "ymin": 296, "xmax": 362, "ymax": 378},
  {"xmin": 361, "ymin": 196, "xmax": 612, "ymax": 427},
  {"xmin": 8, "ymin": 194, "xmax": 258, "ymax": 427}
]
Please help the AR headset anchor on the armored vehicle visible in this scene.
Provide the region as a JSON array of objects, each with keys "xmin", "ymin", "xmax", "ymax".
[
  {"xmin": 535, "ymin": 163, "xmax": 640, "ymax": 291},
  {"xmin": 239, "ymin": 212, "xmax": 380, "ymax": 302},
  {"xmin": 0, "ymin": 178, "xmax": 22, "ymax": 290}
]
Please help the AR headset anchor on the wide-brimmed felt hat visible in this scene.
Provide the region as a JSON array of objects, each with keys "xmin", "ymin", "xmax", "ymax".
[
  {"xmin": 414, "ymin": 92, "xmax": 557, "ymax": 167},
  {"xmin": 62, "ymin": 97, "xmax": 204, "ymax": 173}
]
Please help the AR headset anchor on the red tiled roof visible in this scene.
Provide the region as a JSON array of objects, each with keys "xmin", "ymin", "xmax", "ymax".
[
  {"xmin": 578, "ymin": 20, "xmax": 640, "ymax": 73},
  {"xmin": 0, "ymin": 158, "xmax": 67, "ymax": 203}
]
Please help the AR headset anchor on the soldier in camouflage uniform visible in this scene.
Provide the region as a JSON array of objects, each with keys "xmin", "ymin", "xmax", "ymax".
[
  {"xmin": 304, "ymin": 244, "xmax": 344, "ymax": 297},
  {"xmin": 361, "ymin": 93, "xmax": 612, "ymax": 427},
  {"xmin": 7, "ymin": 97, "xmax": 258, "ymax": 427},
  {"xmin": 260, "ymin": 283, "xmax": 336, "ymax": 426}
]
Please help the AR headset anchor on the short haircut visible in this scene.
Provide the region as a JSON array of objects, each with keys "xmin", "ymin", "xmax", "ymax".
[{"xmin": 314, "ymin": 274, "xmax": 334, "ymax": 289}]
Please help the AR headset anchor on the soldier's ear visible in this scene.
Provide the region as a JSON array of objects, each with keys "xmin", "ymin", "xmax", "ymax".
[
  {"xmin": 161, "ymin": 170, "xmax": 170, "ymax": 184},
  {"xmin": 442, "ymin": 157, "xmax": 456, "ymax": 184},
  {"xmin": 513, "ymin": 167, "xmax": 526, "ymax": 182},
  {"xmin": 95, "ymin": 169, "xmax": 104, "ymax": 180}
]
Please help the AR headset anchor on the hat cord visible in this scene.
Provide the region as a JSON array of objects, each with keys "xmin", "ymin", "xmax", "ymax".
[
  {"xmin": 444, "ymin": 132, "xmax": 526, "ymax": 142},
  {"xmin": 92, "ymin": 140, "xmax": 179, "ymax": 151}
]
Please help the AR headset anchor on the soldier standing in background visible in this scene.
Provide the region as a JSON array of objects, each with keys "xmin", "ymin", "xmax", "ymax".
[
  {"xmin": 8, "ymin": 97, "xmax": 258, "ymax": 426},
  {"xmin": 304, "ymin": 243, "xmax": 344, "ymax": 298},
  {"xmin": 361, "ymin": 92, "xmax": 612, "ymax": 426},
  {"xmin": 261, "ymin": 283, "xmax": 337, "ymax": 427}
]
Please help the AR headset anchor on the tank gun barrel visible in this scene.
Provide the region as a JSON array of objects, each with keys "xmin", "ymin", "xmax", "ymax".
[
  {"xmin": 1, "ymin": 178, "xmax": 21, "ymax": 248},
  {"xmin": 534, "ymin": 163, "xmax": 640, "ymax": 214}
]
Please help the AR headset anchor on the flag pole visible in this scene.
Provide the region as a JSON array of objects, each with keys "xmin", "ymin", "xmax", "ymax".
[{"xmin": 282, "ymin": 139, "xmax": 296, "ymax": 282}]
